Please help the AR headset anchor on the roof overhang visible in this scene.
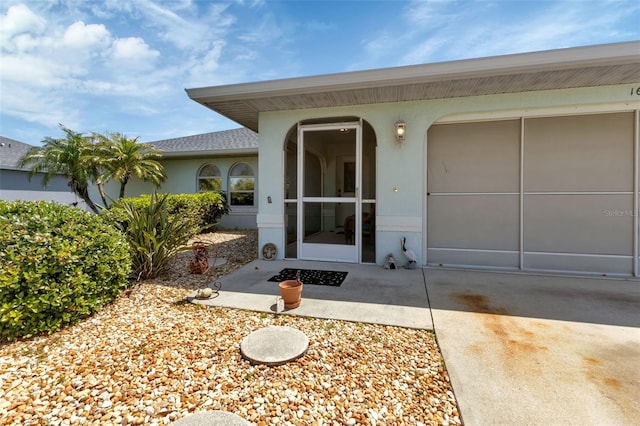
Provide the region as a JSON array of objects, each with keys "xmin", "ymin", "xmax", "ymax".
[
  {"xmin": 160, "ymin": 148, "xmax": 258, "ymax": 159},
  {"xmin": 0, "ymin": 165, "xmax": 29, "ymax": 172},
  {"xmin": 186, "ymin": 42, "xmax": 640, "ymax": 132}
]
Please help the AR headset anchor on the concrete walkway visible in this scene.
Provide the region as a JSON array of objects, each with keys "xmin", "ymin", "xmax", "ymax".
[
  {"xmin": 425, "ymin": 268, "xmax": 640, "ymax": 426},
  {"xmin": 189, "ymin": 260, "xmax": 640, "ymax": 425},
  {"xmin": 190, "ymin": 259, "xmax": 432, "ymax": 329}
]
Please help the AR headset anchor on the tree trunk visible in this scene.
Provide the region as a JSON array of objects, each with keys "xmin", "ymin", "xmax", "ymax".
[
  {"xmin": 70, "ymin": 179, "xmax": 100, "ymax": 214},
  {"xmin": 119, "ymin": 173, "xmax": 130, "ymax": 199},
  {"xmin": 96, "ymin": 182, "xmax": 110, "ymax": 209}
]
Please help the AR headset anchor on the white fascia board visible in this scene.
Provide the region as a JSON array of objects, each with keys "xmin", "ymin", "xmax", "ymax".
[{"xmin": 186, "ymin": 42, "xmax": 640, "ymax": 102}]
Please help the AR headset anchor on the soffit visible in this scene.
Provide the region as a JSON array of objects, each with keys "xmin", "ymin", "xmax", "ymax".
[{"xmin": 186, "ymin": 42, "xmax": 640, "ymax": 132}]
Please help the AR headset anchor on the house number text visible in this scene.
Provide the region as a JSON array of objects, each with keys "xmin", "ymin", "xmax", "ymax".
[{"xmin": 631, "ymin": 87, "xmax": 640, "ymax": 96}]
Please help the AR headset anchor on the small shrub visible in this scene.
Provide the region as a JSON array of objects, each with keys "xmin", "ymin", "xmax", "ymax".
[
  {"xmin": 115, "ymin": 193, "xmax": 195, "ymax": 280},
  {"xmin": 0, "ymin": 201, "xmax": 132, "ymax": 341},
  {"xmin": 168, "ymin": 191, "xmax": 230, "ymax": 233}
]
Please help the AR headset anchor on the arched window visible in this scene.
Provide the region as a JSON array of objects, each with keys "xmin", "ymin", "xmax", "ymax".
[
  {"xmin": 229, "ymin": 163, "xmax": 254, "ymax": 206},
  {"xmin": 198, "ymin": 164, "xmax": 222, "ymax": 191}
]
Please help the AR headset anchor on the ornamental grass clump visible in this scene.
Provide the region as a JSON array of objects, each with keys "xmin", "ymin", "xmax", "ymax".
[
  {"xmin": 114, "ymin": 192, "xmax": 195, "ymax": 281},
  {"xmin": 0, "ymin": 200, "xmax": 132, "ymax": 341}
]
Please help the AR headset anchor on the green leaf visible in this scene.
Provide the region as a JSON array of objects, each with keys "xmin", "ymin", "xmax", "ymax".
[{"xmin": 0, "ymin": 200, "xmax": 132, "ymax": 342}]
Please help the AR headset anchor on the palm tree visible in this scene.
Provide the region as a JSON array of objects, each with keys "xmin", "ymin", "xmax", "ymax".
[
  {"xmin": 97, "ymin": 132, "xmax": 166, "ymax": 199},
  {"xmin": 18, "ymin": 125, "xmax": 102, "ymax": 213}
]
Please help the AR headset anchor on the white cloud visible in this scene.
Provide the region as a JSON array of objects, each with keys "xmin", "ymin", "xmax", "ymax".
[
  {"xmin": 1, "ymin": 82, "xmax": 80, "ymax": 129},
  {"xmin": 186, "ymin": 41, "xmax": 225, "ymax": 87},
  {"xmin": 79, "ymin": 77, "xmax": 171, "ymax": 97},
  {"xmin": 0, "ymin": 4, "xmax": 46, "ymax": 38},
  {"xmin": 110, "ymin": 37, "xmax": 159, "ymax": 61},
  {"xmin": 234, "ymin": 0, "xmax": 265, "ymax": 7},
  {"xmin": 63, "ymin": 21, "xmax": 111, "ymax": 49},
  {"xmin": 0, "ymin": 53, "xmax": 77, "ymax": 86},
  {"xmin": 403, "ymin": 0, "xmax": 455, "ymax": 30},
  {"xmin": 356, "ymin": 0, "xmax": 640, "ymax": 69},
  {"xmin": 0, "ymin": 4, "xmax": 47, "ymax": 52},
  {"xmin": 9, "ymin": 32, "xmax": 51, "ymax": 52},
  {"xmin": 112, "ymin": 0, "xmax": 233, "ymax": 52},
  {"xmin": 353, "ymin": 1, "xmax": 457, "ymax": 70},
  {"xmin": 401, "ymin": 37, "xmax": 448, "ymax": 66},
  {"xmin": 0, "ymin": 4, "xmax": 166, "ymax": 113},
  {"xmin": 237, "ymin": 12, "xmax": 283, "ymax": 44},
  {"xmin": 120, "ymin": 102, "xmax": 161, "ymax": 117},
  {"xmin": 437, "ymin": 2, "xmax": 623, "ymax": 60}
]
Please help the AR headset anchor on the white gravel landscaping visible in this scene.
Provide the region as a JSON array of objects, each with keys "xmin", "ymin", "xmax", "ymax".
[{"xmin": 0, "ymin": 230, "xmax": 461, "ymax": 425}]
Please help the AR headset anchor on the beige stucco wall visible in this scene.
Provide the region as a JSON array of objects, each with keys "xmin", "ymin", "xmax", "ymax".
[{"xmin": 256, "ymin": 83, "xmax": 640, "ymax": 264}]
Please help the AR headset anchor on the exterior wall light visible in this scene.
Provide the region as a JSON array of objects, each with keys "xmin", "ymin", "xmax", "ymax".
[{"xmin": 395, "ymin": 120, "xmax": 406, "ymax": 142}]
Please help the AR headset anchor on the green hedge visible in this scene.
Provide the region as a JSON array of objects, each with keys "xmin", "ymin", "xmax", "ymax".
[
  {"xmin": 106, "ymin": 191, "xmax": 229, "ymax": 236},
  {"xmin": 0, "ymin": 201, "xmax": 132, "ymax": 341}
]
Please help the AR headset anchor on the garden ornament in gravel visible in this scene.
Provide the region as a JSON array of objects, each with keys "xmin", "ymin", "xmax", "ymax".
[
  {"xmin": 192, "ymin": 242, "xmax": 222, "ymax": 300},
  {"xmin": 401, "ymin": 237, "xmax": 417, "ymax": 269},
  {"xmin": 195, "ymin": 287, "xmax": 213, "ymax": 299},
  {"xmin": 384, "ymin": 253, "xmax": 397, "ymax": 270},
  {"xmin": 189, "ymin": 242, "xmax": 209, "ymax": 274}
]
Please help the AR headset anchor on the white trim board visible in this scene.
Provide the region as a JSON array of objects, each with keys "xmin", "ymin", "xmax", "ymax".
[
  {"xmin": 257, "ymin": 214, "xmax": 283, "ymax": 228},
  {"xmin": 376, "ymin": 216, "xmax": 422, "ymax": 233}
]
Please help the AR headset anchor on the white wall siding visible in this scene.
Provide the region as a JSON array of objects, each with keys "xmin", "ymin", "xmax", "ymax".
[{"xmin": 255, "ymin": 83, "xmax": 638, "ymax": 269}]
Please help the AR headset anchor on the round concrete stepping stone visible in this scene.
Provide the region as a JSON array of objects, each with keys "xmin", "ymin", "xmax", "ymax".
[
  {"xmin": 172, "ymin": 410, "xmax": 249, "ymax": 425},
  {"xmin": 240, "ymin": 326, "xmax": 309, "ymax": 366}
]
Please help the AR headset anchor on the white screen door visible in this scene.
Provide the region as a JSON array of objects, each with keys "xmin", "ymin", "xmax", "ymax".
[{"xmin": 298, "ymin": 122, "xmax": 361, "ymax": 262}]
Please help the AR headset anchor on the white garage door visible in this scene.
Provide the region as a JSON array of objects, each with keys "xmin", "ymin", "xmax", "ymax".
[{"xmin": 427, "ymin": 112, "xmax": 637, "ymax": 276}]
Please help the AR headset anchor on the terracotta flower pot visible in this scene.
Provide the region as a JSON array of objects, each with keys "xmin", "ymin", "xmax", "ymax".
[{"xmin": 279, "ymin": 279, "xmax": 303, "ymax": 309}]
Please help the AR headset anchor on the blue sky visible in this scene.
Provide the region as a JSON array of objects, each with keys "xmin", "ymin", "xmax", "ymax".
[{"xmin": 1, "ymin": 0, "xmax": 638, "ymax": 145}]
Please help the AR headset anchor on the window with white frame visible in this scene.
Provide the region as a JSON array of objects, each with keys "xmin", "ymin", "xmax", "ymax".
[
  {"xmin": 229, "ymin": 163, "xmax": 254, "ymax": 206},
  {"xmin": 198, "ymin": 164, "xmax": 222, "ymax": 191}
]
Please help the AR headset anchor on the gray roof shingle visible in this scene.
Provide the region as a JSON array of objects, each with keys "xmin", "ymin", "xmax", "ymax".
[
  {"xmin": 0, "ymin": 136, "xmax": 33, "ymax": 169},
  {"xmin": 147, "ymin": 127, "xmax": 258, "ymax": 154},
  {"xmin": 1, "ymin": 128, "xmax": 258, "ymax": 169}
]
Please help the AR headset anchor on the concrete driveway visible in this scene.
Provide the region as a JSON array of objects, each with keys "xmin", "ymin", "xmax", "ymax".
[{"xmin": 425, "ymin": 268, "xmax": 640, "ymax": 426}]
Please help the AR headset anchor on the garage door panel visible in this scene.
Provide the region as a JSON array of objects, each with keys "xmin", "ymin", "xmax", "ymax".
[
  {"xmin": 427, "ymin": 120, "xmax": 520, "ymax": 193},
  {"xmin": 524, "ymin": 194, "xmax": 633, "ymax": 255},
  {"xmin": 428, "ymin": 248, "xmax": 519, "ymax": 269},
  {"xmin": 427, "ymin": 195, "xmax": 519, "ymax": 251},
  {"xmin": 524, "ymin": 113, "xmax": 634, "ymax": 192},
  {"xmin": 524, "ymin": 253, "xmax": 632, "ymax": 275},
  {"xmin": 427, "ymin": 113, "xmax": 636, "ymax": 275}
]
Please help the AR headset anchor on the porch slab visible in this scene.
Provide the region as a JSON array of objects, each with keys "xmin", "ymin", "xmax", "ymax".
[{"xmin": 188, "ymin": 260, "xmax": 432, "ymax": 330}]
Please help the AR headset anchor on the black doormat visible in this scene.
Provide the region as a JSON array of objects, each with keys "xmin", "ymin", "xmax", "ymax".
[{"xmin": 268, "ymin": 268, "xmax": 348, "ymax": 287}]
